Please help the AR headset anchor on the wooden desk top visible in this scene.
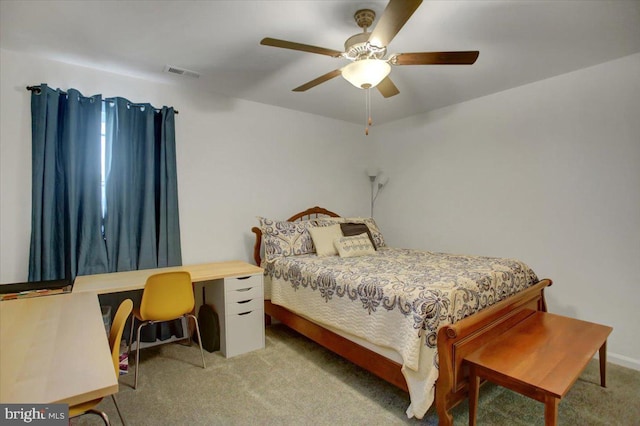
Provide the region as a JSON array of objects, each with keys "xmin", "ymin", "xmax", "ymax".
[
  {"xmin": 464, "ymin": 311, "xmax": 612, "ymax": 399},
  {"xmin": 0, "ymin": 292, "xmax": 118, "ymax": 405},
  {"xmin": 72, "ymin": 260, "xmax": 263, "ymax": 295}
]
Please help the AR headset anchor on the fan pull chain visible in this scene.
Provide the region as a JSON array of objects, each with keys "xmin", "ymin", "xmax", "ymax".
[
  {"xmin": 368, "ymin": 88, "xmax": 373, "ymax": 127},
  {"xmin": 365, "ymin": 88, "xmax": 372, "ymax": 135}
]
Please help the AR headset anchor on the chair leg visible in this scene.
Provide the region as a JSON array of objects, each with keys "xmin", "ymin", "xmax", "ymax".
[
  {"xmin": 111, "ymin": 394, "xmax": 126, "ymax": 426},
  {"xmin": 188, "ymin": 313, "xmax": 206, "ymax": 369},
  {"xmin": 134, "ymin": 322, "xmax": 146, "ymax": 390},
  {"xmin": 87, "ymin": 408, "xmax": 110, "ymax": 425}
]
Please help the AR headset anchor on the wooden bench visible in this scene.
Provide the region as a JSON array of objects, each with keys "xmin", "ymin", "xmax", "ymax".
[{"xmin": 464, "ymin": 311, "xmax": 612, "ymax": 426}]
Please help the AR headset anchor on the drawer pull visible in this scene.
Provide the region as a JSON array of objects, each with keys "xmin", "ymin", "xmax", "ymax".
[
  {"xmin": 236, "ymin": 287, "xmax": 252, "ymax": 292},
  {"xmin": 236, "ymin": 276, "xmax": 251, "ymax": 280},
  {"xmin": 238, "ymin": 311, "xmax": 252, "ymax": 316},
  {"xmin": 237, "ymin": 299, "xmax": 253, "ymax": 304}
]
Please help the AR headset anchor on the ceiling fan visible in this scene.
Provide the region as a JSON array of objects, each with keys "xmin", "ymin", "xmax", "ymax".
[{"xmin": 260, "ymin": 0, "xmax": 479, "ymax": 99}]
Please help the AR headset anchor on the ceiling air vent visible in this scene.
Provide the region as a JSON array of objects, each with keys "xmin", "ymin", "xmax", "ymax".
[{"xmin": 163, "ymin": 65, "xmax": 200, "ymax": 79}]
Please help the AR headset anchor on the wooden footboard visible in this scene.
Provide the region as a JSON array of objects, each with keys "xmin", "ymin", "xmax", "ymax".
[
  {"xmin": 253, "ymin": 206, "xmax": 552, "ymax": 425},
  {"xmin": 435, "ymin": 278, "xmax": 552, "ymax": 425}
]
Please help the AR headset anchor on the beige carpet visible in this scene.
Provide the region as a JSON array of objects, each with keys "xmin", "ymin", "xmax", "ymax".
[{"xmin": 73, "ymin": 324, "xmax": 640, "ymax": 425}]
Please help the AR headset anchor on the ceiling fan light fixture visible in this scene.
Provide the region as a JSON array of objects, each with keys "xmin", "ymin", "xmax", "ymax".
[{"xmin": 342, "ymin": 59, "xmax": 391, "ymax": 89}]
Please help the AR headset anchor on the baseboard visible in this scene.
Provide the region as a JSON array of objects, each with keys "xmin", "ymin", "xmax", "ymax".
[{"xmin": 604, "ymin": 352, "xmax": 640, "ymax": 371}]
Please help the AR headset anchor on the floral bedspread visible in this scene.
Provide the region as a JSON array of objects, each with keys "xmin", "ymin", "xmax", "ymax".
[{"xmin": 265, "ymin": 247, "xmax": 538, "ymax": 419}]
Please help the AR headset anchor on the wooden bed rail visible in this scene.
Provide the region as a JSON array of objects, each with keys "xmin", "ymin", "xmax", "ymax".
[{"xmin": 265, "ymin": 300, "xmax": 408, "ymax": 392}]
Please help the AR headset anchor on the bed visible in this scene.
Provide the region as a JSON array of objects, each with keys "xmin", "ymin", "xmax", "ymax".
[{"xmin": 251, "ymin": 206, "xmax": 552, "ymax": 425}]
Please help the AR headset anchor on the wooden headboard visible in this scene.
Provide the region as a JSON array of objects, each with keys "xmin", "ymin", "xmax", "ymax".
[{"xmin": 251, "ymin": 206, "xmax": 340, "ymax": 266}]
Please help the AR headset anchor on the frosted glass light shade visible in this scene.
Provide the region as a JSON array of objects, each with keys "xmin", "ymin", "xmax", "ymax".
[
  {"xmin": 377, "ymin": 172, "xmax": 389, "ymax": 187},
  {"xmin": 342, "ymin": 59, "xmax": 391, "ymax": 89}
]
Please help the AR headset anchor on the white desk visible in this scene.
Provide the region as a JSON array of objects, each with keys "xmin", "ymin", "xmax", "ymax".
[
  {"xmin": 72, "ymin": 261, "xmax": 263, "ymax": 294},
  {"xmin": 0, "ymin": 292, "xmax": 117, "ymax": 405}
]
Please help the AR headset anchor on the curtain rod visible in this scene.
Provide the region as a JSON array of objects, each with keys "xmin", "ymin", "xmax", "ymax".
[{"xmin": 26, "ymin": 86, "xmax": 179, "ymax": 114}]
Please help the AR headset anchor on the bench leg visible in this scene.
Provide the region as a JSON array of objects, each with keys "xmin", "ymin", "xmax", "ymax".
[
  {"xmin": 468, "ymin": 365, "xmax": 480, "ymax": 426},
  {"xmin": 544, "ymin": 395, "xmax": 559, "ymax": 426},
  {"xmin": 437, "ymin": 403, "xmax": 454, "ymax": 426},
  {"xmin": 599, "ymin": 340, "xmax": 607, "ymax": 387}
]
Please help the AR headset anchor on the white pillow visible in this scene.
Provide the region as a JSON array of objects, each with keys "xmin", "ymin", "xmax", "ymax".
[
  {"xmin": 334, "ymin": 233, "xmax": 376, "ymax": 258},
  {"xmin": 308, "ymin": 224, "xmax": 343, "ymax": 256}
]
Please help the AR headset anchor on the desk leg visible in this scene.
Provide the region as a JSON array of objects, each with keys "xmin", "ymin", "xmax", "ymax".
[
  {"xmin": 544, "ymin": 395, "xmax": 559, "ymax": 426},
  {"xmin": 599, "ymin": 340, "xmax": 607, "ymax": 388},
  {"xmin": 468, "ymin": 365, "xmax": 479, "ymax": 426}
]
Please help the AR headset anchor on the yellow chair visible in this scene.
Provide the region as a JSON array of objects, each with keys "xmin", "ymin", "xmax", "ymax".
[
  {"xmin": 70, "ymin": 298, "xmax": 133, "ymax": 425},
  {"xmin": 128, "ymin": 271, "xmax": 206, "ymax": 389}
]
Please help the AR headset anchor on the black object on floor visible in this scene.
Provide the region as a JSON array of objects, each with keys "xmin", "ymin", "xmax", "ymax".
[{"xmin": 197, "ymin": 303, "xmax": 220, "ymax": 352}]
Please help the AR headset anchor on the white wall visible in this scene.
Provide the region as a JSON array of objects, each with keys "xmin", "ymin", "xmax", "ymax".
[
  {"xmin": 3, "ymin": 48, "xmax": 638, "ymax": 369},
  {"xmin": 372, "ymin": 53, "xmax": 640, "ymax": 370},
  {"xmin": 0, "ymin": 49, "xmax": 371, "ymax": 282}
]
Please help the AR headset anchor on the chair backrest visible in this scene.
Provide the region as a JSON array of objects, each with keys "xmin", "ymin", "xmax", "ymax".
[
  {"xmin": 139, "ymin": 271, "xmax": 194, "ymax": 322},
  {"xmin": 109, "ymin": 298, "xmax": 133, "ymax": 374}
]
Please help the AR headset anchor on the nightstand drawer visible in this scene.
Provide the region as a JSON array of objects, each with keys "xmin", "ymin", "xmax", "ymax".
[
  {"xmin": 227, "ymin": 296, "xmax": 262, "ymax": 315},
  {"xmin": 225, "ymin": 275, "xmax": 262, "ymax": 292}
]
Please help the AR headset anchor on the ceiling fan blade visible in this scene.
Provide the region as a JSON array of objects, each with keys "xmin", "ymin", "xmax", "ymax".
[
  {"xmin": 260, "ymin": 38, "xmax": 343, "ymax": 57},
  {"xmin": 393, "ymin": 51, "xmax": 480, "ymax": 65},
  {"xmin": 293, "ymin": 69, "xmax": 342, "ymax": 92},
  {"xmin": 377, "ymin": 77, "xmax": 400, "ymax": 98},
  {"xmin": 368, "ymin": 0, "xmax": 423, "ymax": 47}
]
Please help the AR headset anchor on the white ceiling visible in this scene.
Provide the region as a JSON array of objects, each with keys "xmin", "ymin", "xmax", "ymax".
[{"xmin": 1, "ymin": 0, "xmax": 639, "ymax": 125}]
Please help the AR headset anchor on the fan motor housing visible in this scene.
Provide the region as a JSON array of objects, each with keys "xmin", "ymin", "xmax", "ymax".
[
  {"xmin": 344, "ymin": 32, "xmax": 369, "ymax": 52},
  {"xmin": 344, "ymin": 9, "xmax": 387, "ymax": 60},
  {"xmin": 344, "ymin": 32, "xmax": 386, "ymax": 60}
]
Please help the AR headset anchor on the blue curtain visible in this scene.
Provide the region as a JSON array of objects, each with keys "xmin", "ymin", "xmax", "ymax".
[
  {"xmin": 29, "ymin": 86, "xmax": 183, "ymax": 340},
  {"xmin": 29, "ymin": 85, "xmax": 108, "ymax": 281},
  {"xmin": 102, "ymin": 98, "xmax": 183, "ymax": 341},
  {"xmin": 103, "ymin": 97, "xmax": 182, "ymax": 272},
  {"xmin": 29, "ymin": 86, "xmax": 182, "ymax": 283}
]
